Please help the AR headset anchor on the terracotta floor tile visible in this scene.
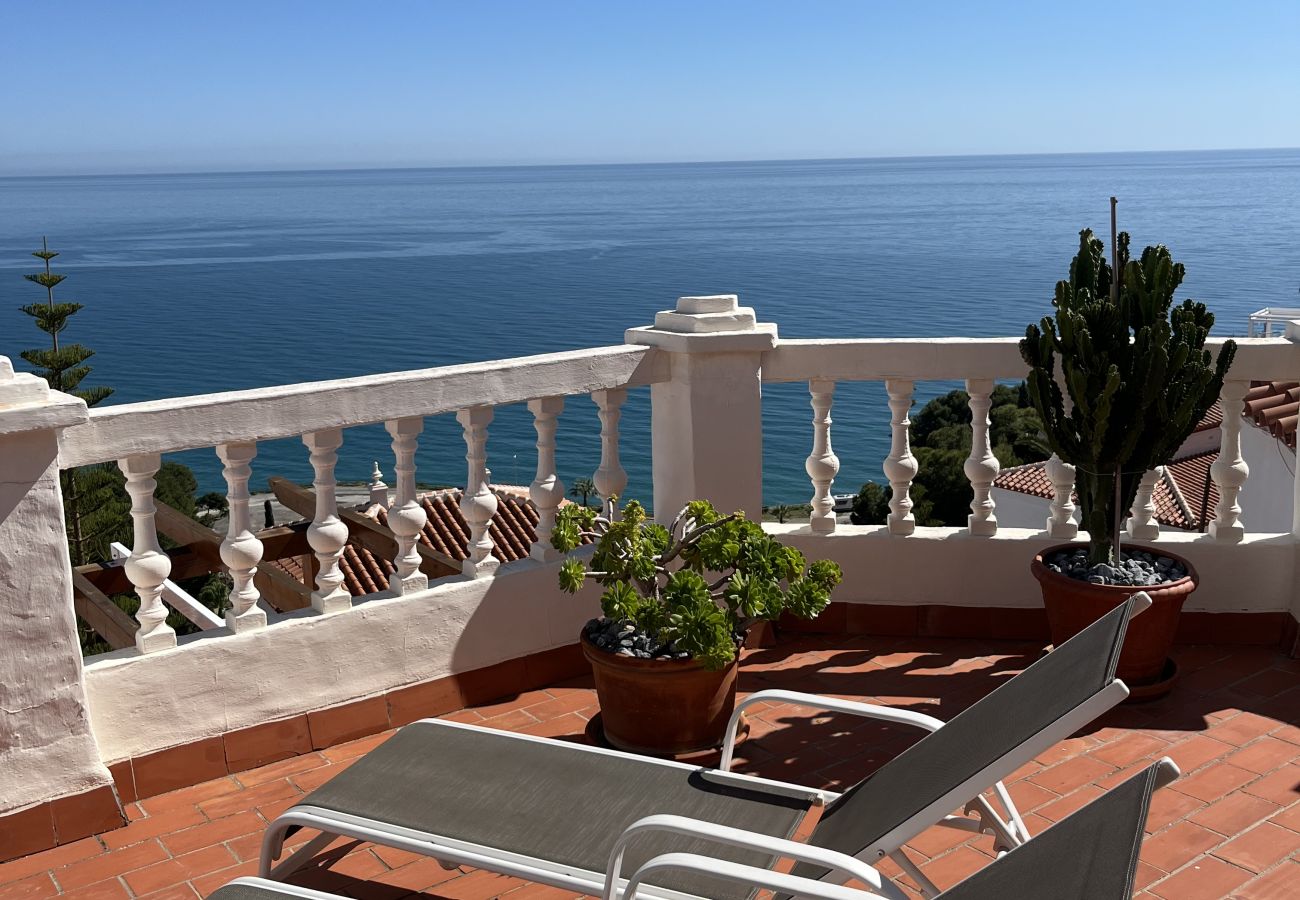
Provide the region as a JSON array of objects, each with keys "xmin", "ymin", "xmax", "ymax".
[
  {"xmin": 1233, "ymin": 860, "xmax": 1300, "ymax": 899},
  {"xmin": 1229, "ymin": 737, "xmax": 1300, "ymax": 775},
  {"xmin": 1173, "ymin": 763, "xmax": 1260, "ymax": 802},
  {"xmin": 1192, "ymin": 793, "xmax": 1283, "ymax": 837},
  {"xmin": 372, "ymin": 856, "xmax": 462, "ymax": 892},
  {"xmin": 1163, "ymin": 734, "xmax": 1237, "ymax": 774},
  {"xmin": 1091, "ymin": 731, "xmax": 1170, "ymax": 767},
  {"xmin": 160, "ymin": 811, "xmax": 264, "ymax": 857},
  {"xmin": 233, "ymin": 753, "xmax": 329, "ymax": 789},
  {"xmin": 0, "ymin": 838, "xmax": 103, "ymax": 885},
  {"xmin": 1142, "ymin": 820, "xmax": 1226, "ymax": 873},
  {"xmin": 190, "ymin": 861, "xmax": 261, "ymax": 897},
  {"xmin": 287, "ymin": 759, "xmax": 354, "ymax": 794},
  {"xmin": 1213, "ymin": 822, "xmax": 1300, "ymax": 873},
  {"xmin": 137, "ymin": 778, "xmax": 243, "ymax": 817},
  {"xmin": 1269, "ymin": 801, "xmax": 1300, "ymax": 832},
  {"xmin": 138, "ymin": 885, "xmax": 200, "ymax": 900},
  {"xmin": 58, "ymin": 879, "xmax": 130, "ymax": 900},
  {"xmin": 54, "ymin": 841, "xmax": 167, "ymax": 891},
  {"xmin": 1035, "ymin": 785, "xmax": 1105, "ymax": 824},
  {"xmin": 101, "ymin": 804, "xmax": 206, "ymax": 850},
  {"xmin": 1145, "ymin": 788, "xmax": 1209, "ymax": 833},
  {"xmin": 917, "ymin": 845, "xmax": 992, "ymax": 891},
  {"xmin": 1026, "ymin": 755, "xmax": 1115, "ymax": 795},
  {"xmin": 0, "ymin": 874, "xmax": 58, "ymax": 900},
  {"xmin": 1149, "ymin": 855, "xmax": 1253, "ymax": 899},
  {"xmin": 319, "ymin": 730, "xmax": 395, "ymax": 764},
  {"xmin": 198, "ymin": 777, "xmax": 301, "ymax": 821},
  {"xmin": 1207, "ymin": 713, "xmax": 1285, "ymax": 749},
  {"xmin": 1243, "ymin": 765, "xmax": 1300, "ymax": 805}
]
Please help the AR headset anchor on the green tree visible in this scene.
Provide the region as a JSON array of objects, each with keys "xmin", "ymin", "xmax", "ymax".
[
  {"xmin": 569, "ymin": 477, "xmax": 598, "ymax": 507},
  {"xmin": 20, "ymin": 239, "xmax": 125, "ymax": 566},
  {"xmin": 851, "ymin": 383, "xmax": 1049, "ymax": 528}
]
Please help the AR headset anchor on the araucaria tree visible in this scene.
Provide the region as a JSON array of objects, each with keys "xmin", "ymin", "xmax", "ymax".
[
  {"xmin": 20, "ymin": 239, "xmax": 124, "ymax": 566},
  {"xmin": 1020, "ymin": 229, "xmax": 1236, "ymax": 565}
]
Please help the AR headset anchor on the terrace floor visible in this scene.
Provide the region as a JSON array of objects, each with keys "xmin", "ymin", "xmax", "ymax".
[{"xmin": 3, "ymin": 634, "xmax": 1299, "ymax": 900}]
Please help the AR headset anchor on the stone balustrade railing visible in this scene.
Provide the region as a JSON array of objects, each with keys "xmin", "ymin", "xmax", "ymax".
[
  {"xmin": 761, "ymin": 337, "xmax": 1300, "ymax": 542},
  {"xmin": 54, "ymin": 346, "xmax": 668, "ymax": 651},
  {"xmin": 2, "ymin": 294, "xmax": 1299, "ymax": 848}
]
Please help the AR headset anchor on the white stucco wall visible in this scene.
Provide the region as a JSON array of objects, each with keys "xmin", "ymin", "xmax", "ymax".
[
  {"xmin": 1238, "ymin": 424, "xmax": 1296, "ymax": 534},
  {"xmin": 85, "ymin": 554, "xmax": 601, "ymax": 763}
]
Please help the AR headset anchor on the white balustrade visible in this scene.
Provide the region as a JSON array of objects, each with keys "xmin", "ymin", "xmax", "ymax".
[
  {"xmin": 119, "ymin": 453, "xmax": 177, "ymax": 653},
  {"xmin": 964, "ymin": 379, "xmax": 1000, "ymax": 536},
  {"xmin": 385, "ymin": 417, "xmax": 428, "ymax": 595},
  {"xmin": 303, "ymin": 428, "xmax": 351, "ymax": 612},
  {"xmin": 1211, "ymin": 379, "xmax": 1251, "ymax": 542},
  {"xmin": 804, "ymin": 379, "xmax": 839, "ymax": 533},
  {"xmin": 216, "ymin": 441, "xmax": 267, "ymax": 633},
  {"xmin": 883, "ymin": 379, "xmax": 919, "ymax": 535},
  {"xmin": 528, "ymin": 397, "xmax": 565, "ymax": 561},
  {"xmin": 592, "ymin": 388, "xmax": 628, "ymax": 512},
  {"xmin": 458, "ymin": 406, "xmax": 500, "ymax": 577},
  {"xmin": 1127, "ymin": 469, "xmax": 1161, "ymax": 541},
  {"xmin": 1044, "ymin": 454, "xmax": 1078, "ymax": 539}
]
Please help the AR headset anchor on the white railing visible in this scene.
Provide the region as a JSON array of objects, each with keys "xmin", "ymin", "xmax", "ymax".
[
  {"xmin": 57, "ymin": 345, "xmax": 668, "ymax": 653},
  {"xmin": 1248, "ymin": 307, "xmax": 1300, "ymax": 338},
  {"xmin": 762, "ymin": 337, "xmax": 1299, "ymax": 541},
  {"xmin": 3, "ymin": 295, "xmax": 1299, "ymax": 819}
]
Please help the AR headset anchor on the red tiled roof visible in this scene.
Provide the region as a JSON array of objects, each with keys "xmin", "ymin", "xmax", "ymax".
[
  {"xmin": 1244, "ymin": 381, "xmax": 1299, "ymax": 449},
  {"xmin": 269, "ymin": 489, "xmax": 586, "ymax": 598},
  {"xmin": 374, "ymin": 488, "xmax": 543, "ymax": 564},
  {"xmin": 994, "ymin": 450, "xmax": 1218, "ymax": 531},
  {"xmin": 1194, "ymin": 400, "xmax": 1223, "ymax": 432}
]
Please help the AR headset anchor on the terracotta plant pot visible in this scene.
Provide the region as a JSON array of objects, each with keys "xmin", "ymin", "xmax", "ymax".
[
  {"xmin": 1031, "ymin": 543, "xmax": 1198, "ymax": 696},
  {"xmin": 581, "ymin": 631, "xmax": 739, "ymax": 756}
]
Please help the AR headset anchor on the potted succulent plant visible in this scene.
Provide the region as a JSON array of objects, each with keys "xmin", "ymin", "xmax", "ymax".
[
  {"xmin": 552, "ymin": 498, "xmax": 842, "ymax": 755},
  {"xmin": 1020, "ymin": 220, "xmax": 1236, "ymax": 698}
]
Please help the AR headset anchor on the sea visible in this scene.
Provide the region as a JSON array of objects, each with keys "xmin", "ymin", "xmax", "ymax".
[{"xmin": 1, "ymin": 149, "xmax": 1298, "ymax": 507}]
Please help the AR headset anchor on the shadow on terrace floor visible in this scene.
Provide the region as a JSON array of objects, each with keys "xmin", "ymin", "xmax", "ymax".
[{"xmin": 2, "ymin": 632, "xmax": 1297, "ymax": 899}]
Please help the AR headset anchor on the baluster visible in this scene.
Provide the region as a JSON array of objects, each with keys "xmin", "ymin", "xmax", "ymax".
[
  {"xmin": 1127, "ymin": 469, "xmax": 1161, "ymax": 541},
  {"xmin": 964, "ymin": 379, "xmax": 1000, "ymax": 536},
  {"xmin": 385, "ymin": 417, "xmax": 428, "ymax": 595},
  {"xmin": 458, "ymin": 406, "xmax": 500, "ymax": 577},
  {"xmin": 119, "ymin": 453, "xmax": 176, "ymax": 653},
  {"xmin": 528, "ymin": 397, "xmax": 565, "ymax": 561},
  {"xmin": 1044, "ymin": 454, "xmax": 1078, "ymax": 539},
  {"xmin": 217, "ymin": 441, "xmax": 266, "ymax": 633},
  {"xmin": 884, "ymin": 379, "xmax": 919, "ymax": 535},
  {"xmin": 804, "ymin": 379, "xmax": 839, "ymax": 533},
  {"xmin": 1211, "ymin": 379, "xmax": 1250, "ymax": 542},
  {"xmin": 303, "ymin": 428, "xmax": 351, "ymax": 611},
  {"xmin": 592, "ymin": 388, "xmax": 628, "ymax": 513}
]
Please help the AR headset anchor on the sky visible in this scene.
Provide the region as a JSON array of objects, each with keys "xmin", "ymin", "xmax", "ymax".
[{"xmin": 1, "ymin": 1, "xmax": 1297, "ymax": 176}]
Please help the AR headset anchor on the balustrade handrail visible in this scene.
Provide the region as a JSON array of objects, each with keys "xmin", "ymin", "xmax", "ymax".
[
  {"xmin": 58, "ymin": 344, "xmax": 667, "ymax": 468},
  {"xmin": 760, "ymin": 336, "xmax": 1295, "ymax": 384}
]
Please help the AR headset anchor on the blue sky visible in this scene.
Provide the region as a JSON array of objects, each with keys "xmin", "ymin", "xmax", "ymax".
[{"xmin": 1, "ymin": 1, "xmax": 1297, "ymax": 175}]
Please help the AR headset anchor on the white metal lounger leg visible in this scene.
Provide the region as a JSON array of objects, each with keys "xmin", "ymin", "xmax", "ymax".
[
  {"xmin": 260, "ymin": 814, "xmax": 343, "ymax": 879},
  {"xmin": 887, "ymin": 848, "xmax": 941, "ymax": 899}
]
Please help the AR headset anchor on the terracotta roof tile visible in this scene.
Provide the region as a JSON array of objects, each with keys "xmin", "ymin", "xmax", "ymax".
[
  {"xmin": 994, "ymin": 450, "xmax": 1218, "ymax": 531},
  {"xmin": 1245, "ymin": 381, "xmax": 1299, "ymax": 449}
]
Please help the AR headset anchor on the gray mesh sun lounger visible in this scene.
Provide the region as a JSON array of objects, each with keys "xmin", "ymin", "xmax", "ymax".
[
  {"xmin": 222, "ymin": 758, "xmax": 1176, "ymax": 900},
  {"xmin": 258, "ymin": 593, "xmax": 1149, "ymax": 900}
]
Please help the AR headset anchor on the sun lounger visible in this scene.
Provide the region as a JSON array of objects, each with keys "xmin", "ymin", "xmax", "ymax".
[{"xmin": 257, "ymin": 593, "xmax": 1149, "ymax": 899}]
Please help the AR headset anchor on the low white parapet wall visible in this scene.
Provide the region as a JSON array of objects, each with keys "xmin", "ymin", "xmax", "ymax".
[
  {"xmin": 769, "ymin": 524, "xmax": 1298, "ymax": 615},
  {"xmin": 84, "ymin": 553, "xmax": 601, "ymax": 764}
]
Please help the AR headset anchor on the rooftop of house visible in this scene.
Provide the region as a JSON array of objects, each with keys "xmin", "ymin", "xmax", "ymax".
[
  {"xmin": 3, "ymin": 631, "xmax": 1296, "ymax": 900},
  {"xmin": 992, "ymin": 385, "xmax": 1300, "ymax": 532}
]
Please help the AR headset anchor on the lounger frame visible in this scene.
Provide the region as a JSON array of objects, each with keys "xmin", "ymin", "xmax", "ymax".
[{"xmin": 261, "ymin": 595, "xmax": 1147, "ymax": 900}]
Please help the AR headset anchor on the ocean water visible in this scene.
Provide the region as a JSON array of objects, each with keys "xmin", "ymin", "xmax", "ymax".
[{"xmin": 1, "ymin": 150, "xmax": 1298, "ymax": 506}]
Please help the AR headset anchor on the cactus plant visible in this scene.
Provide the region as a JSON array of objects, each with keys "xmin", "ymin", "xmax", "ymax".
[{"xmin": 1020, "ymin": 229, "xmax": 1236, "ymax": 566}]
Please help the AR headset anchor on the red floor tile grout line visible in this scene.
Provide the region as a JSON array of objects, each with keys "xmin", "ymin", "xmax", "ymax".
[{"xmin": 2, "ymin": 637, "xmax": 1297, "ymax": 899}]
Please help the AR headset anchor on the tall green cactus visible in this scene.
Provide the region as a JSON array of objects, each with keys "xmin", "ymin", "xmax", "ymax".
[{"xmin": 1020, "ymin": 229, "xmax": 1236, "ymax": 565}]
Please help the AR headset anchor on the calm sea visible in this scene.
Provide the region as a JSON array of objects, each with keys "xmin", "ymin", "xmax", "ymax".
[{"xmin": 2, "ymin": 150, "xmax": 1298, "ymax": 506}]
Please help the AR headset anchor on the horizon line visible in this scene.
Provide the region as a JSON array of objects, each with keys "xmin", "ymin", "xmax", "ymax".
[{"xmin": 2, "ymin": 145, "xmax": 1298, "ymax": 182}]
